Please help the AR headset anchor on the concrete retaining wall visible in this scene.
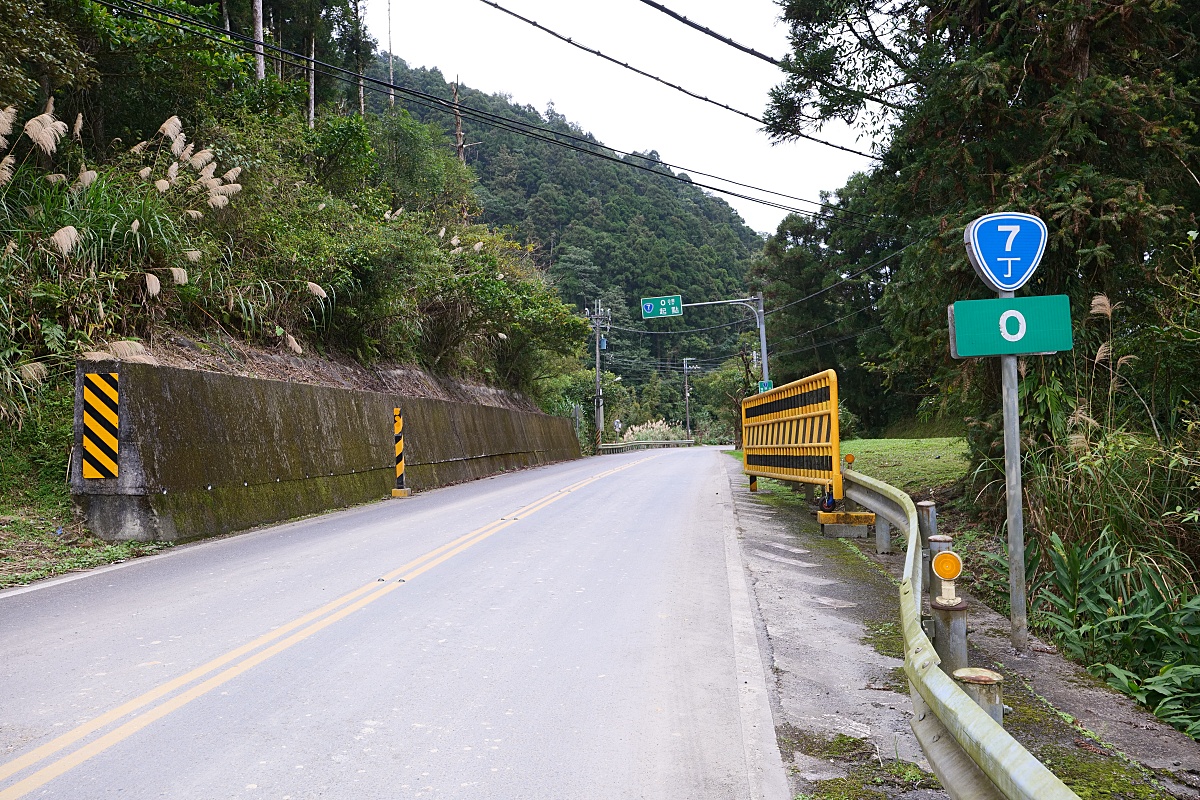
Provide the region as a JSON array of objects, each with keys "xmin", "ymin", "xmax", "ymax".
[{"xmin": 71, "ymin": 360, "xmax": 581, "ymax": 542}]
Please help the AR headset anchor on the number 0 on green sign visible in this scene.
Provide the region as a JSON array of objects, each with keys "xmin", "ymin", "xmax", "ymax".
[{"xmin": 949, "ymin": 295, "xmax": 1073, "ymax": 358}]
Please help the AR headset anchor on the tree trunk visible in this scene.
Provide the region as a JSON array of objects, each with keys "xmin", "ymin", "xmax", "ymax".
[{"xmin": 252, "ymin": 0, "xmax": 265, "ymax": 80}]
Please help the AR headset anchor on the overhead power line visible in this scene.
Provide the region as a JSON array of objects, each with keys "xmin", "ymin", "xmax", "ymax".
[
  {"xmin": 471, "ymin": 0, "xmax": 877, "ymax": 160},
  {"xmin": 102, "ymin": 0, "xmax": 883, "ymax": 230},
  {"xmin": 770, "ymin": 326, "xmax": 885, "ymax": 361},
  {"xmin": 609, "ymin": 314, "xmax": 754, "ymax": 335},
  {"xmin": 633, "ymin": 0, "xmax": 905, "ymax": 112},
  {"xmin": 767, "ymin": 304, "xmax": 875, "ymax": 348},
  {"xmin": 764, "ymin": 240, "xmax": 919, "ymax": 317}
]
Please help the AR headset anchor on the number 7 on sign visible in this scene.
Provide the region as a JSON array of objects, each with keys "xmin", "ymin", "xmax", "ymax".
[{"xmin": 997, "ymin": 224, "xmax": 1021, "ymax": 277}]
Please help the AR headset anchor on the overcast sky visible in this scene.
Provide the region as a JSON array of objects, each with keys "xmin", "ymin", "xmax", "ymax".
[{"xmin": 363, "ymin": 0, "xmax": 876, "ymax": 234}]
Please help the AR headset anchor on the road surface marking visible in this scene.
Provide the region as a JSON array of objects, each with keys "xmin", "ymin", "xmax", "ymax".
[{"xmin": 0, "ymin": 456, "xmax": 655, "ymax": 799}]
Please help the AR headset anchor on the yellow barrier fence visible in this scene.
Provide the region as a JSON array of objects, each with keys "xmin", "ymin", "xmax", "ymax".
[{"xmin": 741, "ymin": 368, "xmax": 842, "ymax": 499}]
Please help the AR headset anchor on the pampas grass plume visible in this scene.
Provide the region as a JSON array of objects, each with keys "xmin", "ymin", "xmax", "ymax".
[
  {"xmin": 131, "ymin": 219, "xmax": 140, "ymax": 233},
  {"xmin": 171, "ymin": 133, "xmax": 187, "ymax": 157},
  {"xmin": 144, "ymin": 273, "xmax": 161, "ymax": 297},
  {"xmin": 189, "ymin": 149, "xmax": 213, "ymax": 169},
  {"xmin": 169, "ymin": 267, "xmax": 188, "ymax": 285},
  {"xmin": 0, "ymin": 105, "xmax": 15, "ymax": 150},
  {"xmin": 286, "ymin": 334, "xmax": 302, "ymax": 355},
  {"xmin": 473, "ymin": 241, "xmax": 483, "ymax": 252},
  {"xmin": 72, "ymin": 113, "xmax": 83, "ymax": 141},
  {"xmin": 77, "ymin": 167, "xmax": 97, "ymax": 188},
  {"xmin": 158, "ymin": 116, "xmax": 182, "ymax": 140},
  {"xmin": 0, "ymin": 154, "xmax": 13, "ymax": 187},
  {"xmin": 306, "ymin": 281, "xmax": 327, "ymax": 299},
  {"xmin": 50, "ymin": 225, "xmax": 80, "ymax": 256},
  {"xmin": 23, "ymin": 113, "xmax": 67, "ymax": 155},
  {"xmin": 19, "ymin": 362, "xmax": 48, "ymax": 385},
  {"xmin": 222, "ymin": 167, "xmax": 242, "ymax": 181},
  {"xmin": 130, "ymin": 140, "xmax": 148, "ymax": 154},
  {"xmin": 184, "ymin": 250, "xmax": 201, "ymax": 263},
  {"xmin": 450, "ymin": 236, "xmax": 460, "ymax": 246},
  {"xmin": 451, "ymin": 247, "xmax": 463, "ymax": 254},
  {"xmin": 184, "ymin": 209, "xmax": 203, "ymax": 220},
  {"xmin": 207, "ymin": 194, "xmax": 229, "ymax": 209},
  {"xmin": 155, "ymin": 179, "xmax": 170, "ymax": 193},
  {"xmin": 1090, "ymin": 294, "xmax": 1115, "ymax": 318},
  {"xmin": 167, "ymin": 162, "xmax": 179, "ymax": 181},
  {"xmin": 179, "ymin": 142, "xmax": 194, "ymax": 163},
  {"xmin": 138, "ymin": 166, "xmax": 152, "ymax": 179},
  {"xmin": 438, "ymin": 227, "xmax": 446, "ymax": 238},
  {"xmin": 317, "ymin": 203, "xmax": 326, "ymax": 211},
  {"xmin": 198, "ymin": 162, "xmax": 216, "ymax": 180},
  {"xmin": 3, "ymin": 240, "xmax": 16, "ymax": 256},
  {"xmin": 45, "ymin": 173, "xmax": 66, "ymax": 184}
]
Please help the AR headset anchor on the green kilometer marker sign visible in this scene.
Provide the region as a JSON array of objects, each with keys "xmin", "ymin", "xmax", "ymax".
[
  {"xmin": 641, "ymin": 295, "xmax": 683, "ymax": 319},
  {"xmin": 949, "ymin": 295, "xmax": 1073, "ymax": 358}
]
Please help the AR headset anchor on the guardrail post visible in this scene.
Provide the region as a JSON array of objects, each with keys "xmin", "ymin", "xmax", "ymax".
[
  {"xmin": 749, "ymin": 476, "xmax": 758, "ymax": 492},
  {"xmin": 875, "ymin": 516, "xmax": 892, "ymax": 554},
  {"xmin": 953, "ymin": 668, "xmax": 1004, "ymax": 725},
  {"xmin": 931, "ymin": 596, "xmax": 968, "ymax": 676},
  {"xmin": 928, "ymin": 534, "xmax": 952, "ymax": 599},
  {"xmin": 917, "ymin": 501, "xmax": 937, "ymax": 601}
]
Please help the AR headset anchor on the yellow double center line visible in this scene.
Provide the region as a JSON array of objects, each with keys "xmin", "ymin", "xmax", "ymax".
[{"xmin": 0, "ymin": 455, "xmax": 655, "ymax": 799}]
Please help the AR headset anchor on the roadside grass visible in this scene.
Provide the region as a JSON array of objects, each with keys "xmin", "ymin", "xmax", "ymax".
[{"xmin": 0, "ymin": 383, "xmax": 170, "ymax": 588}]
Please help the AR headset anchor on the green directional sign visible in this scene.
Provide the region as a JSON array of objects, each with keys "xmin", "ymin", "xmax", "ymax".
[
  {"xmin": 641, "ymin": 295, "xmax": 683, "ymax": 319},
  {"xmin": 949, "ymin": 295, "xmax": 1073, "ymax": 358}
]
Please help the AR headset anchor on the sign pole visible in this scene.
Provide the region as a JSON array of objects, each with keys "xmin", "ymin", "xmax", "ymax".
[
  {"xmin": 755, "ymin": 291, "xmax": 770, "ymax": 386},
  {"xmin": 999, "ymin": 289, "xmax": 1028, "ymax": 651}
]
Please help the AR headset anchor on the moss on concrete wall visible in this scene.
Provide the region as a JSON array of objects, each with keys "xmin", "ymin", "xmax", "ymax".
[{"xmin": 71, "ymin": 361, "xmax": 580, "ymax": 542}]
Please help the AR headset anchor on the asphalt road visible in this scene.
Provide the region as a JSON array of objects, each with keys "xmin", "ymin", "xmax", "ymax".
[{"xmin": 0, "ymin": 448, "xmax": 789, "ymax": 799}]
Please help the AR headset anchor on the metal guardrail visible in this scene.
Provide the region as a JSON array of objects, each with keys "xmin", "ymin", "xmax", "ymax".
[
  {"xmin": 741, "ymin": 368, "xmax": 842, "ymax": 499},
  {"xmin": 842, "ymin": 467, "xmax": 1079, "ymax": 800},
  {"xmin": 597, "ymin": 440, "xmax": 694, "ymax": 454}
]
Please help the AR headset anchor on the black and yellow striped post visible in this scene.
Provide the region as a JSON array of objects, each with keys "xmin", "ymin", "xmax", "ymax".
[
  {"xmin": 82, "ymin": 372, "xmax": 120, "ymax": 478},
  {"xmin": 392, "ymin": 408, "xmax": 410, "ymax": 497}
]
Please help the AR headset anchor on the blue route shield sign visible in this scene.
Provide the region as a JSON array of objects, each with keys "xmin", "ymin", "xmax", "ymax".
[{"xmin": 964, "ymin": 212, "xmax": 1048, "ymax": 292}]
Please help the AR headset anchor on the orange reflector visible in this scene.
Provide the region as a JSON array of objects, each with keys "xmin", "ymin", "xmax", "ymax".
[
  {"xmin": 932, "ymin": 550, "xmax": 963, "ymax": 581},
  {"xmin": 844, "ymin": 453, "xmax": 855, "ymax": 464}
]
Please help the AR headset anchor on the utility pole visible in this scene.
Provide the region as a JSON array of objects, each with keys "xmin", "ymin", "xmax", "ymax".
[
  {"xmin": 453, "ymin": 81, "xmax": 466, "ymax": 164},
  {"xmin": 756, "ymin": 291, "xmax": 770, "ymax": 386},
  {"xmin": 585, "ymin": 302, "xmax": 610, "ymax": 453},
  {"xmin": 307, "ymin": 33, "xmax": 315, "ymax": 129},
  {"xmin": 682, "ymin": 357, "xmax": 694, "ymax": 438},
  {"xmin": 388, "ymin": 0, "xmax": 395, "ymax": 107}
]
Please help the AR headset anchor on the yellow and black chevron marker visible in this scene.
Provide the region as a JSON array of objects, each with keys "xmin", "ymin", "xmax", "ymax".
[
  {"xmin": 82, "ymin": 372, "xmax": 120, "ymax": 479},
  {"xmin": 392, "ymin": 408, "xmax": 410, "ymax": 497}
]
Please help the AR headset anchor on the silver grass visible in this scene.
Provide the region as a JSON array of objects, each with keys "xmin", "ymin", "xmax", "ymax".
[
  {"xmin": 317, "ymin": 203, "xmax": 326, "ymax": 211},
  {"xmin": 306, "ymin": 281, "xmax": 327, "ymax": 299},
  {"xmin": 286, "ymin": 334, "xmax": 302, "ymax": 355},
  {"xmin": 184, "ymin": 250, "xmax": 201, "ymax": 263},
  {"xmin": 179, "ymin": 142, "xmax": 194, "ymax": 163},
  {"xmin": 207, "ymin": 194, "xmax": 229, "ymax": 209},
  {"xmin": 451, "ymin": 247, "xmax": 463, "ymax": 254},
  {"xmin": 438, "ymin": 227, "xmax": 446, "ymax": 238},
  {"xmin": 210, "ymin": 183, "xmax": 241, "ymax": 197},
  {"xmin": 72, "ymin": 113, "xmax": 83, "ymax": 141},
  {"xmin": 169, "ymin": 267, "xmax": 188, "ymax": 284},
  {"xmin": 19, "ymin": 362, "xmax": 48, "ymax": 385},
  {"xmin": 130, "ymin": 219, "xmax": 140, "ymax": 233},
  {"xmin": 473, "ymin": 241, "xmax": 484, "ymax": 252},
  {"xmin": 193, "ymin": 176, "xmax": 220, "ymax": 191},
  {"xmin": 76, "ymin": 168, "xmax": 97, "ymax": 189},
  {"xmin": 450, "ymin": 236, "xmax": 460, "ymax": 246},
  {"xmin": 81, "ymin": 351, "xmax": 111, "ymax": 361},
  {"xmin": 138, "ymin": 166, "xmax": 152, "ymax": 179},
  {"xmin": 45, "ymin": 173, "xmax": 66, "ymax": 184},
  {"xmin": 197, "ymin": 162, "xmax": 216, "ymax": 180},
  {"xmin": 0, "ymin": 154, "xmax": 13, "ymax": 186},
  {"xmin": 167, "ymin": 162, "xmax": 179, "ymax": 181},
  {"xmin": 170, "ymin": 133, "xmax": 187, "ymax": 157},
  {"xmin": 1090, "ymin": 294, "xmax": 1116, "ymax": 318},
  {"xmin": 189, "ymin": 149, "xmax": 213, "ymax": 169},
  {"xmin": 384, "ymin": 210, "xmax": 391, "ymax": 221},
  {"xmin": 130, "ymin": 140, "xmax": 148, "ymax": 154},
  {"xmin": 184, "ymin": 209, "xmax": 203, "ymax": 220},
  {"xmin": 23, "ymin": 113, "xmax": 67, "ymax": 155},
  {"xmin": 1095, "ymin": 342, "xmax": 1111, "ymax": 363},
  {"xmin": 3, "ymin": 240, "xmax": 16, "ymax": 256},
  {"xmin": 222, "ymin": 166, "xmax": 241, "ymax": 181},
  {"xmin": 157, "ymin": 116, "xmax": 182, "ymax": 140},
  {"xmin": 49, "ymin": 225, "xmax": 80, "ymax": 256},
  {"xmin": 0, "ymin": 105, "xmax": 15, "ymax": 138},
  {"xmin": 144, "ymin": 273, "xmax": 161, "ymax": 297},
  {"xmin": 155, "ymin": 179, "xmax": 170, "ymax": 193}
]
